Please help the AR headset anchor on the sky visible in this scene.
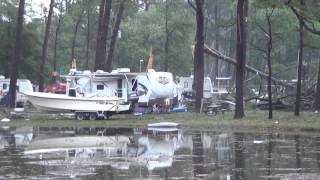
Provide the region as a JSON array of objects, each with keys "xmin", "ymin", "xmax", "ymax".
[{"xmin": 25, "ymin": 0, "xmax": 51, "ymax": 20}]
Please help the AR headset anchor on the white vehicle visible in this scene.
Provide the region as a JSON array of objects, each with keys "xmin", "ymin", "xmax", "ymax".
[
  {"xmin": 135, "ymin": 49, "xmax": 181, "ymax": 108},
  {"xmin": 0, "ymin": 77, "xmax": 34, "ymax": 105},
  {"xmin": 136, "ymin": 69, "xmax": 179, "ymax": 107},
  {"xmin": 178, "ymin": 76, "xmax": 231, "ymax": 99},
  {"xmin": 25, "ymin": 68, "xmax": 138, "ymax": 120},
  {"xmin": 178, "ymin": 75, "xmax": 214, "ymax": 99}
]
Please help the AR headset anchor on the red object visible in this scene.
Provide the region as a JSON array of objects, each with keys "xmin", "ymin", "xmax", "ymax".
[{"xmin": 45, "ymin": 83, "xmax": 66, "ymax": 94}]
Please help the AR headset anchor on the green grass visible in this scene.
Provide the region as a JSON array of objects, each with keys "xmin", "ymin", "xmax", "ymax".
[{"xmin": 1, "ymin": 110, "xmax": 320, "ymax": 133}]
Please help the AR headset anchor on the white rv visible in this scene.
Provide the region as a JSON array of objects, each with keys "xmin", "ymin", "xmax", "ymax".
[
  {"xmin": 0, "ymin": 77, "xmax": 34, "ymax": 104},
  {"xmin": 178, "ymin": 76, "xmax": 231, "ymax": 99},
  {"xmin": 136, "ymin": 69, "xmax": 179, "ymax": 106},
  {"xmin": 178, "ymin": 76, "xmax": 214, "ymax": 99}
]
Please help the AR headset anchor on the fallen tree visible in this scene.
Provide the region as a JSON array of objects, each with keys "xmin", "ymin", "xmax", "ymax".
[{"xmin": 203, "ymin": 44, "xmax": 293, "ymax": 87}]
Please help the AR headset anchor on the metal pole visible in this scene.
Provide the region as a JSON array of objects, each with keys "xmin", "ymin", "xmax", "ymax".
[{"xmin": 140, "ymin": 59, "xmax": 143, "ymax": 72}]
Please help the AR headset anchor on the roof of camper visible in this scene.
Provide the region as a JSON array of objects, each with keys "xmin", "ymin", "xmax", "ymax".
[{"xmin": 62, "ymin": 69, "xmax": 140, "ymax": 79}]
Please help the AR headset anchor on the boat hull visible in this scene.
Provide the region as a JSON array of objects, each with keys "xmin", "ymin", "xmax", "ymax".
[{"xmin": 24, "ymin": 92, "xmax": 131, "ymax": 112}]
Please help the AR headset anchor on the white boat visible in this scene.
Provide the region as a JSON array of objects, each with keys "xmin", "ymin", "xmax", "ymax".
[
  {"xmin": 24, "ymin": 68, "xmax": 137, "ymax": 119},
  {"xmin": 24, "ymin": 91, "xmax": 130, "ymax": 112}
]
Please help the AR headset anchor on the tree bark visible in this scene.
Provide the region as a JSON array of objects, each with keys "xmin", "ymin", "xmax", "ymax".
[
  {"xmin": 164, "ymin": 0, "xmax": 169, "ymax": 72},
  {"xmin": 53, "ymin": 15, "xmax": 62, "ymax": 82},
  {"xmin": 144, "ymin": 0, "xmax": 149, "ymax": 11},
  {"xmin": 234, "ymin": 0, "xmax": 248, "ymax": 119},
  {"xmin": 39, "ymin": 0, "xmax": 54, "ymax": 92},
  {"xmin": 105, "ymin": 0, "xmax": 125, "ymax": 72},
  {"xmin": 53, "ymin": 1, "xmax": 64, "ymax": 80},
  {"xmin": 295, "ymin": 18, "xmax": 304, "ymax": 116},
  {"xmin": 94, "ymin": 0, "xmax": 112, "ymax": 71},
  {"xmin": 194, "ymin": 0, "xmax": 205, "ymax": 112},
  {"xmin": 85, "ymin": 3, "xmax": 91, "ymax": 70},
  {"xmin": 314, "ymin": 60, "xmax": 320, "ymax": 111},
  {"xmin": 9, "ymin": 0, "xmax": 25, "ymax": 107},
  {"xmin": 228, "ymin": 25, "xmax": 236, "ymax": 81},
  {"xmin": 266, "ymin": 10, "xmax": 273, "ymax": 119},
  {"xmin": 71, "ymin": 10, "xmax": 84, "ymax": 65},
  {"xmin": 213, "ymin": 0, "xmax": 219, "ymax": 86}
]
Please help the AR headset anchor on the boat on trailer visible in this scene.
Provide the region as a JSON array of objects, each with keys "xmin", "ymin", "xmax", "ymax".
[
  {"xmin": 25, "ymin": 68, "xmax": 139, "ymax": 120},
  {"xmin": 25, "ymin": 50, "xmax": 181, "ymax": 120}
]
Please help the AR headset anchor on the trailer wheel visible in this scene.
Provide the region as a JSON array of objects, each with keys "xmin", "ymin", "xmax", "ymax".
[
  {"xmin": 104, "ymin": 112, "xmax": 111, "ymax": 120},
  {"xmin": 89, "ymin": 112, "xmax": 97, "ymax": 120},
  {"xmin": 76, "ymin": 112, "xmax": 84, "ymax": 121}
]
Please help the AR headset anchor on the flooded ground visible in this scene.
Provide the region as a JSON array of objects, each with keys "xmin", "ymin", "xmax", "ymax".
[{"xmin": 0, "ymin": 126, "xmax": 320, "ymax": 180}]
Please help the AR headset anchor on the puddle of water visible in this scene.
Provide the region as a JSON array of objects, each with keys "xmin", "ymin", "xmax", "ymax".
[{"xmin": 0, "ymin": 126, "xmax": 320, "ymax": 179}]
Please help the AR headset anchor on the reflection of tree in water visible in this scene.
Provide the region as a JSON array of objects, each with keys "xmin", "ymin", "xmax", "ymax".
[
  {"xmin": 295, "ymin": 135, "xmax": 301, "ymax": 172},
  {"xmin": 266, "ymin": 133, "xmax": 273, "ymax": 180},
  {"xmin": 234, "ymin": 132, "xmax": 245, "ymax": 180},
  {"xmin": 192, "ymin": 130, "xmax": 205, "ymax": 178},
  {"xmin": 317, "ymin": 136, "xmax": 320, "ymax": 168}
]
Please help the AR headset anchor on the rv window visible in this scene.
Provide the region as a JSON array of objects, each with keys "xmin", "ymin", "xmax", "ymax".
[
  {"xmin": 97, "ymin": 84, "xmax": 104, "ymax": 90},
  {"xmin": 132, "ymin": 79, "xmax": 137, "ymax": 91},
  {"xmin": 3, "ymin": 83, "xmax": 7, "ymax": 90},
  {"xmin": 184, "ymin": 82, "xmax": 188, "ymax": 88}
]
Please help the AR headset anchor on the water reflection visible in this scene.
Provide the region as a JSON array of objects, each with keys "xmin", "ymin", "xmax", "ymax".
[
  {"xmin": 192, "ymin": 131, "xmax": 205, "ymax": 178},
  {"xmin": 0, "ymin": 126, "xmax": 320, "ymax": 179}
]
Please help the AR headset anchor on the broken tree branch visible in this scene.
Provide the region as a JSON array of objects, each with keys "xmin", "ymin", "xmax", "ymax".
[{"xmin": 203, "ymin": 44, "xmax": 294, "ymax": 87}]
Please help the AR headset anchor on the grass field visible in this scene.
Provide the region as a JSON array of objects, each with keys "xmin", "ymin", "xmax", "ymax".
[{"xmin": 1, "ymin": 110, "xmax": 319, "ymax": 133}]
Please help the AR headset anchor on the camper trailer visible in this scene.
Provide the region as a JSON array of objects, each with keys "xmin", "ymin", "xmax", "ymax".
[
  {"xmin": 178, "ymin": 76, "xmax": 231, "ymax": 99},
  {"xmin": 178, "ymin": 76, "xmax": 214, "ymax": 99},
  {"xmin": 0, "ymin": 78, "xmax": 34, "ymax": 105}
]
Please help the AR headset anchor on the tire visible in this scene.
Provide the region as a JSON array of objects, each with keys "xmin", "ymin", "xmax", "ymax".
[
  {"xmin": 76, "ymin": 112, "xmax": 84, "ymax": 121},
  {"xmin": 89, "ymin": 112, "xmax": 97, "ymax": 120}
]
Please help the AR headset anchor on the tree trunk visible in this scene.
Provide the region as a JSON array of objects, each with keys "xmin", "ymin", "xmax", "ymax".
[
  {"xmin": 266, "ymin": 10, "xmax": 273, "ymax": 119},
  {"xmin": 53, "ymin": 1, "xmax": 64, "ymax": 82},
  {"xmin": 164, "ymin": 0, "xmax": 169, "ymax": 72},
  {"xmin": 228, "ymin": 25, "xmax": 236, "ymax": 81},
  {"xmin": 194, "ymin": 0, "xmax": 205, "ymax": 112},
  {"xmin": 234, "ymin": 0, "xmax": 248, "ymax": 119},
  {"xmin": 8, "ymin": 0, "xmax": 25, "ymax": 107},
  {"xmin": 53, "ymin": 16, "xmax": 62, "ymax": 81},
  {"xmin": 144, "ymin": 0, "xmax": 149, "ymax": 11},
  {"xmin": 213, "ymin": 0, "xmax": 219, "ymax": 86},
  {"xmin": 94, "ymin": 0, "xmax": 110, "ymax": 71},
  {"xmin": 295, "ymin": 18, "xmax": 304, "ymax": 116},
  {"xmin": 71, "ymin": 12, "xmax": 84, "ymax": 65},
  {"xmin": 85, "ymin": 4, "xmax": 91, "ymax": 70},
  {"xmin": 314, "ymin": 59, "xmax": 320, "ymax": 111},
  {"xmin": 38, "ymin": 0, "xmax": 54, "ymax": 92},
  {"xmin": 105, "ymin": 0, "xmax": 125, "ymax": 72}
]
